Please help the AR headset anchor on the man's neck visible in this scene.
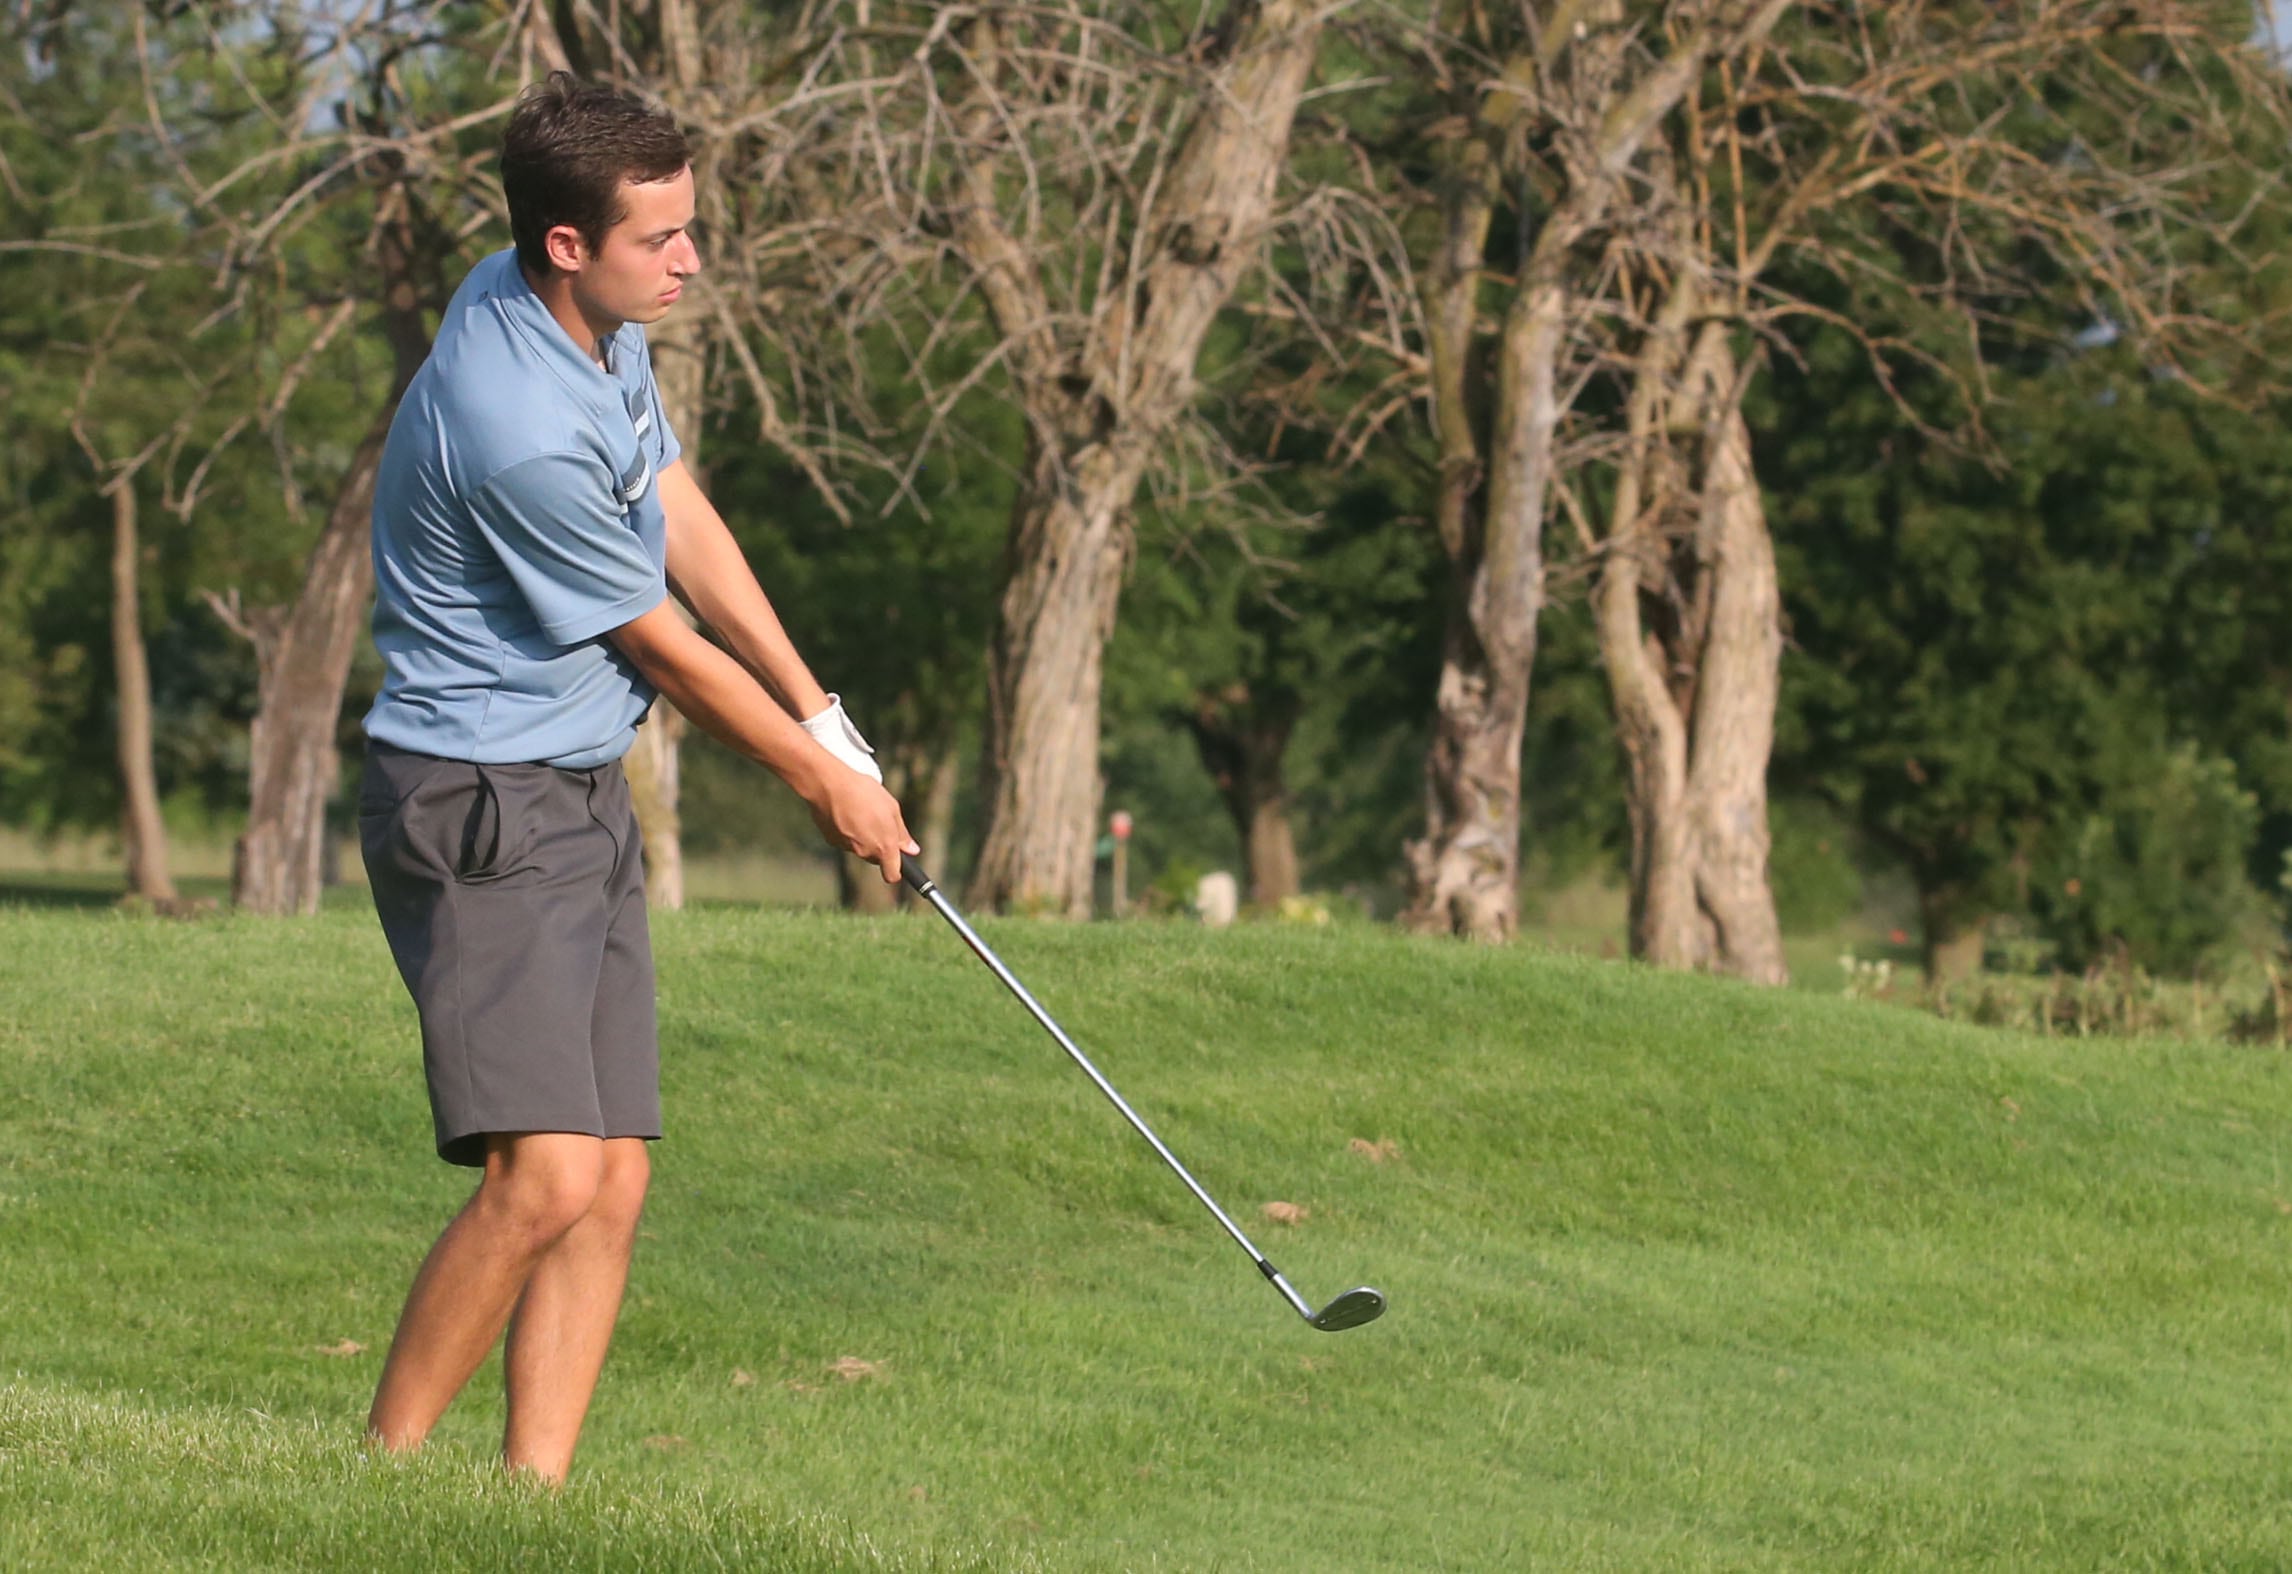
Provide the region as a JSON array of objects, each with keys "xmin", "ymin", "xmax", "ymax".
[{"xmin": 521, "ymin": 262, "xmax": 618, "ymax": 369}]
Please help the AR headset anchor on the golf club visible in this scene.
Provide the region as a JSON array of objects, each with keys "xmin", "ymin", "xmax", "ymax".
[{"xmin": 900, "ymin": 853, "xmax": 1387, "ymax": 1333}]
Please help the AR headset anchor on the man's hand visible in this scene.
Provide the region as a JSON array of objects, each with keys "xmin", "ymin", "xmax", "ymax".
[{"xmin": 805, "ymin": 768, "xmax": 916, "ymax": 885}]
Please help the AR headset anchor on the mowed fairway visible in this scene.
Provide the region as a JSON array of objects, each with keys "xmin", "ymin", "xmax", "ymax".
[{"xmin": 5, "ymin": 907, "xmax": 2292, "ymax": 1571}]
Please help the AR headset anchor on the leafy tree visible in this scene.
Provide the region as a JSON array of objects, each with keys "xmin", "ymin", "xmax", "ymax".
[
  {"xmin": 1765, "ymin": 342, "xmax": 2292, "ymax": 977},
  {"xmin": 1107, "ymin": 449, "xmax": 1443, "ymax": 909}
]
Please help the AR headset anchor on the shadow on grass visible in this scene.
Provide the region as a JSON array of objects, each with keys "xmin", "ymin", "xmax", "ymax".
[
  {"xmin": 0, "ymin": 873, "xmax": 239, "ymax": 913},
  {"xmin": 0, "ymin": 879, "xmax": 123, "ymax": 911}
]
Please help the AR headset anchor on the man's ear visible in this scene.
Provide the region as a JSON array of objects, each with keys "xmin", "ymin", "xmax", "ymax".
[{"xmin": 542, "ymin": 223, "xmax": 586, "ymax": 274}]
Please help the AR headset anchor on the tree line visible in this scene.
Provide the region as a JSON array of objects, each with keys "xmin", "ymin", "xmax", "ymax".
[{"xmin": 3, "ymin": 1, "xmax": 2288, "ymax": 985}]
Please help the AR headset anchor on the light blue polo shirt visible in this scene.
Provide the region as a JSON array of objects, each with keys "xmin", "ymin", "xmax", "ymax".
[{"xmin": 364, "ymin": 248, "xmax": 680, "ymax": 768}]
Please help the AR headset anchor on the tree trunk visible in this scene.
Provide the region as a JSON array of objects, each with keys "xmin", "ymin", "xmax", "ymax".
[
  {"xmin": 625, "ymin": 706, "xmax": 685, "ymax": 906},
  {"xmin": 842, "ymin": 739, "xmax": 962, "ymax": 912},
  {"xmin": 1683, "ymin": 393, "xmax": 1788, "ymax": 983},
  {"xmin": 1917, "ymin": 876, "xmax": 1988, "ymax": 983},
  {"xmin": 1245, "ymin": 791, "xmax": 1300, "ymax": 908},
  {"xmin": 1400, "ymin": 14, "xmax": 1717, "ymax": 941},
  {"xmin": 1183, "ymin": 687, "xmax": 1301, "ymax": 907},
  {"xmin": 918, "ymin": 740, "xmax": 961, "ymax": 884},
  {"xmin": 837, "ymin": 848, "xmax": 900, "ymax": 912},
  {"xmin": 1402, "ymin": 273, "xmax": 1562, "ymax": 942},
  {"xmin": 959, "ymin": 0, "xmax": 1323, "ymax": 914},
  {"xmin": 967, "ymin": 440, "xmax": 1140, "ymax": 916},
  {"xmin": 1602, "ymin": 578, "xmax": 1708, "ymax": 966},
  {"xmin": 107, "ymin": 477, "xmax": 175, "ymax": 905},
  {"xmin": 231, "ymin": 185, "xmax": 434, "ymax": 915},
  {"xmin": 907, "ymin": 738, "xmax": 961, "ymax": 910},
  {"xmin": 1596, "ymin": 317, "xmax": 1788, "ymax": 983},
  {"xmin": 838, "ymin": 748, "xmax": 908, "ymax": 913},
  {"xmin": 229, "ymin": 432, "xmax": 383, "ymax": 915}
]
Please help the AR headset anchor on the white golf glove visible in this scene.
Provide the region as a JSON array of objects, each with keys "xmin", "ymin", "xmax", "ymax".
[{"xmin": 799, "ymin": 693, "xmax": 883, "ymax": 784}]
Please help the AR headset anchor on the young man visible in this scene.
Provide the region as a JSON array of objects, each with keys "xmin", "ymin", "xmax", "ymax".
[{"xmin": 356, "ymin": 73, "xmax": 913, "ymax": 1482}]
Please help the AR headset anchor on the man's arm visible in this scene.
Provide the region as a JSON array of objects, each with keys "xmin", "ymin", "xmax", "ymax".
[
  {"xmin": 609, "ymin": 601, "xmax": 915, "ymax": 882},
  {"xmin": 656, "ymin": 459, "xmax": 829, "ymax": 721}
]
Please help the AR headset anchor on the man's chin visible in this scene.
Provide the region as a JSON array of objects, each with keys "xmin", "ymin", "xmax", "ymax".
[{"xmin": 607, "ymin": 295, "xmax": 676, "ymax": 329}]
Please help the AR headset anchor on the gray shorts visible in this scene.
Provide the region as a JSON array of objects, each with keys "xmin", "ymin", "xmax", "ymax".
[{"xmin": 357, "ymin": 744, "xmax": 660, "ymax": 1167}]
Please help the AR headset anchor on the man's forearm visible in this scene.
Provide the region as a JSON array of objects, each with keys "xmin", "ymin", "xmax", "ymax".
[
  {"xmin": 609, "ymin": 597, "xmax": 918, "ymax": 882},
  {"xmin": 659, "ymin": 464, "xmax": 829, "ymax": 720},
  {"xmin": 676, "ymin": 554, "xmax": 827, "ymax": 720},
  {"xmin": 610, "ymin": 601, "xmax": 829, "ymax": 801}
]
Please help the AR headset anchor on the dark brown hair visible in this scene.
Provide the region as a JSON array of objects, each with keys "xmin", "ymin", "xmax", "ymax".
[{"xmin": 501, "ymin": 72, "xmax": 689, "ymax": 276}]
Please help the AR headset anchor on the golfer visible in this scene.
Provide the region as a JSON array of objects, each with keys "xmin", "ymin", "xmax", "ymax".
[{"xmin": 355, "ymin": 72, "xmax": 913, "ymax": 1482}]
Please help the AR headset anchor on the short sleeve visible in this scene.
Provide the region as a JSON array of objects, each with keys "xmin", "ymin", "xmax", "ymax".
[{"xmin": 467, "ymin": 452, "xmax": 666, "ymax": 646}]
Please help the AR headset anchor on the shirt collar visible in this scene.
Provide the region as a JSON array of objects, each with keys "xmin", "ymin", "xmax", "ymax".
[{"xmin": 484, "ymin": 249, "xmax": 630, "ymax": 405}]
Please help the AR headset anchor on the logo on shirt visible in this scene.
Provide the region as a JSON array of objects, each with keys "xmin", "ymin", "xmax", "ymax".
[{"xmin": 617, "ymin": 408, "xmax": 654, "ymax": 507}]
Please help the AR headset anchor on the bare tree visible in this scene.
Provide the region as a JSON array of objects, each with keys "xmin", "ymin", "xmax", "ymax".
[
  {"xmin": 528, "ymin": 0, "xmax": 711, "ymax": 907},
  {"xmin": 738, "ymin": 2, "xmax": 1338, "ymax": 916},
  {"xmin": 511, "ymin": 3, "xmax": 1379, "ymax": 917},
  {"xmin": 61, "ymin": 288, "xmax": 186, "ymax": 907},
  {"xmin": 527, "ymin": 0, "xmax": 956, "ymax": 910},
  {"xmin": 217, "ymin": 119, "xmax": 502, "ymax": 915},
  {"xmin": 1386, "ymin": 0, "xmax": 2281, "ymax": 968},
  {"xmin": 10, "ymin": 4, "xmax": 263, "ymax": 908},
  {"xmin": 1392, "ymin": 0, "xmax": 1793, "ymax": 942},
  {"xmin": 1591, "ymin": 231, "xmax": 1787, "ymax": 978},
  {"xmin": 1580, "ymin": 2, "xmax": 2287, "ymax": 979}
]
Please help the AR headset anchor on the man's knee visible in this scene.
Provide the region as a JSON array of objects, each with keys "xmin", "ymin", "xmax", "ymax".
[
  {"xmin": 587, "ymin": 1140, "xmax": 650, "ymax": 1236},
  {"xmin": 476, "ymin": 1134, "xmax": 607, "ymax": 1248}
]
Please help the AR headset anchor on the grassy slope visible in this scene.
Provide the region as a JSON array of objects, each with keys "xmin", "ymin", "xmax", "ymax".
[{"xmin": 4, "ymin": 908, "xmax": 2291, "ymax": 1570}]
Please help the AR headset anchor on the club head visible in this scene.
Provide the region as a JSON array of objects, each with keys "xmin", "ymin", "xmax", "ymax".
[{"xmin": 1307, "ymin": 1286, "xmax": 1387, "ymax": 1332}]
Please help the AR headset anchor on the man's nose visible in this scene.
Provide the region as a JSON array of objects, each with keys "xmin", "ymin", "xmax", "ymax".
[{"xmin": 672, "ymin": 231, "xmax": 702, "ymax": 277}]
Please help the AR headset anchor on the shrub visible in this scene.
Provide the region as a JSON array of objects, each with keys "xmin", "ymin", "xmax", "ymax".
[{"xmin": 2029, "ymin": 744, "xmax": 2263, "ymax": 975}]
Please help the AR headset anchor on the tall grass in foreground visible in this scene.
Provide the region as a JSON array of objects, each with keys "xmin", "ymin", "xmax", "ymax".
[{"xmin": 5, "ymin": 907, "xmax": 2292, "ymax": 1570}]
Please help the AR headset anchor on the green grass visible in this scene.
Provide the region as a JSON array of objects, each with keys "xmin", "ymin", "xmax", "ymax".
[{"xmin": 6, "ymin": 906, "xmax": 2292, "ymax": 1569}]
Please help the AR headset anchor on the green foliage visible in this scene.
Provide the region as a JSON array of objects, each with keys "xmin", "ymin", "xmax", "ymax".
[
  {"xmin": 0, "ymin": 0, "xmax": 499, "ymax": 831},
  {"xmin": 1766, "ymin": 797, "xmax": 1869, "ymax": 934},
  {"xmin": 1841, "ymin": 940, "xmax": 2281, "ymax": 1044},
  {"xmin": 1765, "ymin": 337, "xmax": 2289, "ymax": 972},
  {"xmin": 2030, "ymin": 744, "xmax": 2265, "ymax": 973},
  {"xmin": 3, "ymin": 0, "xmax": 2288, "ymax": 960},
  {"xmin": 1108, "ymin": 446, "xmax": 1445, "ymax": 899}
]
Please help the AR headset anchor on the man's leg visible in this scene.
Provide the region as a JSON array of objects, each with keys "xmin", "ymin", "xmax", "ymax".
[
  {"xmin": 501, "ymin": 1136, "xmax": 651, "ymax": 1480},
  {"xmin": 366, "ymin": 1132, "xmax": 607, "ymax": 1456}
]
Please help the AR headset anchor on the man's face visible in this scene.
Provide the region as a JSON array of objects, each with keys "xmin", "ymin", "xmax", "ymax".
[{"xmin": 552, "ymin": 167, "xmax": 700, "ymax": 328}]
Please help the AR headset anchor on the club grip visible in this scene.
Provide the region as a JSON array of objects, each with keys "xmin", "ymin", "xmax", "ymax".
[{"xmin": 901, "ymin": 852, "xmax": 935, "ymax": 895}]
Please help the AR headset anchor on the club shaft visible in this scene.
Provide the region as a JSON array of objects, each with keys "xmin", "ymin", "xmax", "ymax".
[{"xmin": 904, "ymin": 861, "xmax": 1314, "ymax": 1322}]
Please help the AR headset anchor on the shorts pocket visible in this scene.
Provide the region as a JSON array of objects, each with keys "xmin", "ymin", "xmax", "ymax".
[
  {"xmin": 365, "ymin": 760, "xmax": 490, "ymax": 884},
  {"xmin": 454, "ymin": 766, "xmax": 503, "ymax": 881},
  {"xmin": 456, "ymin": 763, "xmax": 545, "ymax": 884}
]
